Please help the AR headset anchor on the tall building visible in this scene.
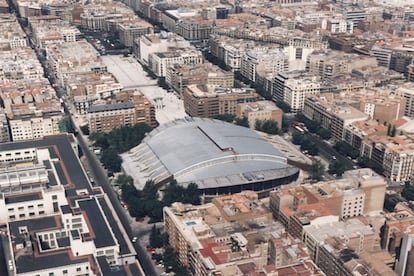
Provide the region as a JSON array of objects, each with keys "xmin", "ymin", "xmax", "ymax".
[
  {"xmin": 272, "ymin": 72, "xmax": 320, "ymax": 113},
  {"xmin": 395, "ymin": 227, "xmax": 414, "ymax": 276}
]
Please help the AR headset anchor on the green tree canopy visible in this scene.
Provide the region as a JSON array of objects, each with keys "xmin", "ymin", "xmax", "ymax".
[
  {"xmin": 235, "ymin": 116, "xmax": 249, "ymax": 127},
  {"xmin": 255, "ymin": 119, "xmax": 279, "ymax": 135},
  {"xmin": 100, "ymin": 148, "xmax": 122, "ymax": 172},
  {"xmin": 328, "ymin": 160, "xmax": 346, "ymax": 177},
  {"xmin": 309, "ymin": 159, "xmax": 325, "ymax": 181}
]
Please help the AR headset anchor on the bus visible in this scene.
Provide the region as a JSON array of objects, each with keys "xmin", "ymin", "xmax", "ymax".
[{"xmin": 294, "ymin": 125, "xmax": 305, "ymax": 134}]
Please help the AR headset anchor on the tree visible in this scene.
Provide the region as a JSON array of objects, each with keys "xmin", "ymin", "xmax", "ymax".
[
  {"xmin": 214, "ymin": 113, "xmax": 236, "ymax": 123},
  {"xmin": 402, "ymin": 182, "xmax": 414, "ymax": 201},
  {"xmin": 150, "ymin": 225, "xmax": 163, "ymax": 248},
  {"xmin": 235, "ymin": 116, "xmax": 249, "ymax": 127},
  {"xmin": 317, "ymin": 128, "xmax": 331, "ymax": 140},
  {"xmin": 292, "ymin": 132, "xmax": 303, "ymax": 145},
  {"xmin": 309, "ymin": 159, "xmax": 325, "ymax": 181},
  {"xmin": 143, "ymin": 180, "xmax": 158, "ymax": 201},
  {"xmin": 184, "ymin": 183, "xmax": 201, "ymax": 205},
  {"xmin": 80, "ymin": 125, "xmax": 90, "ymax": 135},
  {"xmin": 100, "ymin": 148, "xmax": 122, "ymax": 172},
  {"xmin": 391, "ymin": 125, "xmax": 396, "ymax": 137},
  {"xmin": 255, "ymin": 119, "xmax": 279, "ymax": 135},
  {"xmin": 276, "ymin": 101, "xmax": 291, "ymax": 113},
  {"xmin": 162, "ymin": 180, "xmax": 185, "ymax": 206},
  {"xmin": 328, "ymin": 160, "xmax": 346, "ymax": 177}
]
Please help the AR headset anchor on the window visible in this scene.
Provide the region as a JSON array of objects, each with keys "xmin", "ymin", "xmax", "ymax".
[
  {"xmin": 18, "ymin": 207, "xmax": 24, "ymax": 211},
  {"xmin": 52, "ymin": 195, "xmax": 57, "ymax": 200},
  {"xmin": 62, "ymin": 270, "xmax": 68, "ymax": 274},
  {"xmin": 76, "ymin": 267, "xmax": 81, "ymax": 272},
  {"xmin": 8, "ymin": 208, "xmax": 14, "ymax": 212},
  {"xmin": 9, "ymin": 215, "xmax": 15, "ymax": 219},
  {"xmin": 49, "ymin": 273, "xmax": 54, "ymax": 276}
]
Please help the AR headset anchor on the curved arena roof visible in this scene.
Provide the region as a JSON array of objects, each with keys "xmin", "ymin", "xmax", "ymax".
[{"xmin": 121, "ymin": 118, "xmax": 299, "ymax": 192}]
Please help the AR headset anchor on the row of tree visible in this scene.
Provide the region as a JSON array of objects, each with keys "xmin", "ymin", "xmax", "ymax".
[
  {"xmin": 291, "ymin": 132, "xmax": 319, "ymax": 156},
  {"xmin": 117, "ymin": 175, "xmax": 201, "ymax": 222},
  {"xmin": 89, "ymin": 123, "xmax": 152, "ymax": 172},
  {"xmin": 295, "ymin": 113, "xmax": 331, "ymax": 140},
  {"xmin": 214, "ymin": 113, "xmax": 281, "ymax": 135},
  {"xmin": 213, "ymin": 113, "xmax": 249, "ymax": 128}
]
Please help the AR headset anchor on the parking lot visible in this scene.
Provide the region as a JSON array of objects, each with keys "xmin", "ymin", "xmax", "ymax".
[{"xmin": 102, "ymin": 55, "xmax": 187, "ymax": 125}]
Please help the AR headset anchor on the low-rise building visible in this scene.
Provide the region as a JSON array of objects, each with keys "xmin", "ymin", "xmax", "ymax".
[{"xmin": 236, "ymin": 101, "xmax": 283, "ymax": 129}]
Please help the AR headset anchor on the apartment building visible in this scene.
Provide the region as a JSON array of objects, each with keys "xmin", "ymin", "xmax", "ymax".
[
  {"xmin": 87, "ymin": 102, "xmax": 136, "ymax": 133},
  {"xmin": 118, "ymin": 19, "xmax": 153, "ymax": 47},
  {"xmin": 395, "ymin": 227, "xmax": 414, "ymax": 276},
  {"xmin": 303, "ymin": 94, "xmax": 368, "ymax": 140},
  {"xmin": 166, "ymin": 63, "xmax": 234, "ymax": 94},
  {"xmin": 46, "ymin": 40, "xmax": 107, "ymax": 87},
  {"xmin": 163, "ymin": 191, "xmax": 284, "ymax": 275},
  {"xmin": 396, "ymin": 82, "xmax": 414, "ymax": 118},
  {"xmin": 30, "ymin": 18, "xmax": 81, "ymax": 50},
  {"xmin": 270, "ymin": 168, "xmax": 387, "ymax": 220},
  {"xmin": 0, "ymin": 47, "xmax": 43, "ymax": 80},
  {"xmin": 272, "ymin": 72, "xmax": 321, "ymax": 113},
  {"xmin": 361, "ymin": 135, "xmax": 414, "ymax": 183},
  {"xmin": 318, "ymin": 237, "xmax": 393, "ymax": 276},
  {"xmin": 303, "ymin": 219, "xmax": 375, "ymax": 264},
  {"xmin": 148, "ymin": 48, "xmax": 203, "ymax": 77},
  {"xmin": 236, "ymin": 101, "xmax": 283, "ymax": 129},
  {"xmin": 241, "ymin": 48, "xmax": 288, "ymax": 83},
  {"xmin": 183, "ymin": 85, "xmax": 260, "ymax": 118},
  {"xmin": 135, "ymin": 32, "xmax": 191, "ymax": 65},
  {"xmin": 380, "ymin": 203, "xmax": 414, "ymax": 256},
  {"xmin": 176, "ymin": 16, "xmax": 213, "ymax": 40},
  {"xmin": 0, "ymin": 135, "xmax": 143, "ymax": 275},
  {"xmin": 343, "ymin": 119, "xmax": 387, "ymax": 152},
  {"xmin": 306, "ymin": 50, "xmax": 377, "ymax": 81},
  {"xmin": 0, "ymin": 14, "xmax": 27, "ymax": 50},
  {"xmin": 66, "ymin": 72, "xmax": 123, "ymax": 114},
  {"xmin": 115, "ymin": 90, "xmax": 157, "ymax": 127}
]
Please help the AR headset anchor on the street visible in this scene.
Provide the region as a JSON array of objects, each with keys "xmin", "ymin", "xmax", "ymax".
[
  {"xmin": 304, "ymin": 132, "xmax": 355, "ymax": 170},
  {"xmin": 70, "ymin": 116, "xmax": 158, "ymax": 276}
]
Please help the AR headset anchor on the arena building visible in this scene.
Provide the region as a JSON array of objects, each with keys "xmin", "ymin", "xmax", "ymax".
[{"xmin": 121, "ymin": 118, "xmax": 299, "ymax": 197}]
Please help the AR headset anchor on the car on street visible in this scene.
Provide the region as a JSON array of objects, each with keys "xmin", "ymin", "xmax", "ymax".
[{"xmin": 132, "ymin": 237, "xmax": 138, "ymax": 243}]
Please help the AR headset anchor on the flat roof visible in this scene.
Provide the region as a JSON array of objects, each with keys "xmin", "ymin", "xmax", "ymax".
[
  {"xmin": 0, "ymin": 135, "xmax": 92, "ymax": 192},
  {"xmin": 98, "ymin": 197, "xmax": 131, "ymax": 255},
  {"xmin": 16, "ymin": 252, "xmax": 89, "ymax": 274},
  {"xmin": 9, "ymin": 216, "xmax": 58, "ymax": 237},
  {"xmin": 5, "ymin": 192, "xmax": 42, "ymax": 204},
  {"xmin": 88, "ymin": 102, "xmax": 134, "ymax": 113},
  {"xmin": 78, "ymin": 198, "xmax": 117, "ymax": 249}
]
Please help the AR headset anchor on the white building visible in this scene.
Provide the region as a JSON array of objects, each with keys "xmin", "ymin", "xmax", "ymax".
[
  {"xmin": 9, "ymin": 115, "xmax": 62, "ymax": 141},
  {"xmin": 149, "ymin": 49, "xmax": 203, "ymax": 77},
  {"xmin": 241, "ymin": 48, "xmax": 288, "ymax": 83}
]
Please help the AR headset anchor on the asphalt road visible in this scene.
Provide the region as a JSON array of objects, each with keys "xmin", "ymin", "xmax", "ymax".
[
  {"xmin": 304, "ymin": 132, "xmax": 355, "ymax": 170},
  {"xmin": 70, "ymin": 117, "xmax": 157, "ymax": 276}
]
